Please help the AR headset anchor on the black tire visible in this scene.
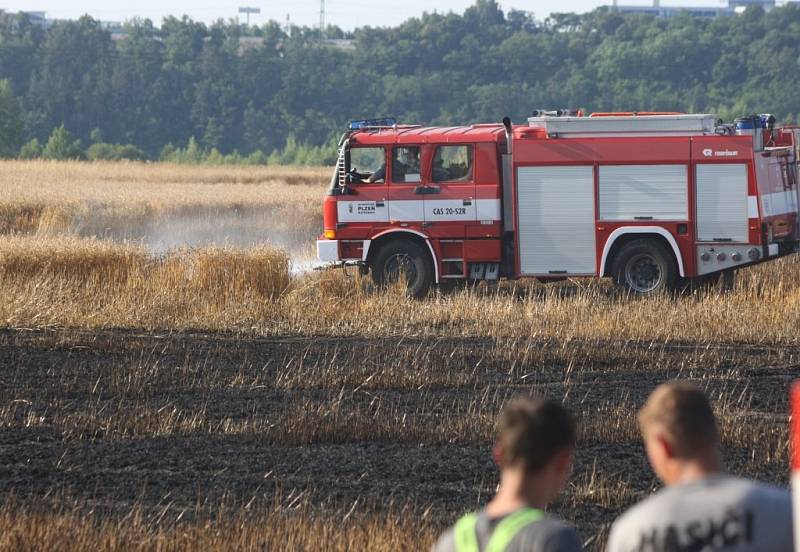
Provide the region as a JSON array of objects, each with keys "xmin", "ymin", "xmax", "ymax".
[
  {"xmin": 611, "ymin": 238, "xmax": 678, "ymax": 296},
  {"xmin": 371, "ymin": 239, "xmax": 434, "ymax": 298}
]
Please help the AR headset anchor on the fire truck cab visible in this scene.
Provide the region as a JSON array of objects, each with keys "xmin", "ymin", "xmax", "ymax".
[{"xmin": 317, "ymin": 113, "xmax": 800, "ymax": 297}]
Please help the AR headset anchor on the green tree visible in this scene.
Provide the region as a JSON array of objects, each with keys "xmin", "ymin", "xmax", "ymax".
[
  {"xmin": 183, "ymin": 136, "xmax": 203, "ymax": 163},
  {"xmin": 204, "ymin": 147, "xmax": 224, "ymax": 164},
  {"xmin": 42, "ymin": 125, "xmax": 83, "ymax": 160},
  {"xmin": 85, "ymin": 142, "xmax": 114, "ymax": 160},
  {"xmin": 159, "ymin": 143, "xmax": 176, "ymax": 161},
  {"xmin": 25, "ymin": 17, "xmax": 114, "ymax": 143},
  {"xmin": 89, "ymin": 127, "xmax": 104, "ymax": 143},
  {"xmin": 19, "ymin": 138, "xmax": 42, "ymax": 159},
  {"xmin": 3, "ymin": 4, "xmax": 800, "ymax": 160},
  {"xmin": 115, "ymin": 144, "xmax": 146, "ymax": 161},
  {"xmin": 202, "ymin": 117, "xmax": 223, "ymax": 150},
  {"xmin": 0, "ymin": 79, "xmax": 23, "ymax": 158},
  {"xmin": 86, "ymin": 142, "xmax": 146, "ymax": 161}
]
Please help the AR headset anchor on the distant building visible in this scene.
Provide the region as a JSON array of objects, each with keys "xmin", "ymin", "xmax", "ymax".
[
  {"xmin": 323, "ymin": 38, "xmax": 356, "ymax": 51},
  {"xmin": 728, "ymin": 0, "xmax": 775, "ymax": 8},
  {"xmin": 238, "ymin": 36, "xmax": 266, "ymax": 55},
  {"xmin": 18, "ymin": 10, "xmax": 55, "ymax": 28},
  {"xmin": 612, "ymin": 4, "xmax": 734, "ymax": 17},
  {"xmin": 610, "ymin": 0, "xmax": 775, "ymax": 18},
  {"xmin": 7, "ymin": 11, "xmax": 126, "ymax": 37},
  {"xmin": 100, "ymin": 20, "xmax": 128, "ymax": 41}
]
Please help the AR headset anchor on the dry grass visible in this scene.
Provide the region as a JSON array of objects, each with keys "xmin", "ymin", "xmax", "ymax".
[
  {"xmin": 283, "ymin": 261, "xmax": 800, "ymax": 343},
  {"xmin": 4, "ymin": 382, "xmax": 780, "ymax": 466},
  {"xmin": 0, "ymin": 159, "xmax": 799, "ymax": 344},
  {"xmin": 2, "ymin": 236, "xmax": 800, "ymax": 342},
  {"xmin": 568, "ymin": 462, "xmax": 638, "ymax": 510},
  {"xmin": 0, "ymin": 160, "xmax": 327, "ymax": 251},
  {"xmin": 0, "ymin": 236, "xmax": 290, "ymax": 328},
  {"xmin": 0, "ymin": 498, "xmax": 438, "ymax": 552}
]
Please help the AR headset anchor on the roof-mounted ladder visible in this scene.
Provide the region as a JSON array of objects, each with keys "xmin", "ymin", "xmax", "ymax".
[
  {"xmin": 337, "ymin": 141, "xmax": 347, "ymax": 189},
  {"xmin": 528, "ymin": 114, "xmax": 717, "ymax": 138}
]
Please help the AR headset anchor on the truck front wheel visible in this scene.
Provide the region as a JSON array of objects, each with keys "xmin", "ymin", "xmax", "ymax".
[
  {"xmin": 611, "ymin": 239, "xmax": 678, "ymax": 295},
  {"xmin": 371, "ymin": 240, "xmax": 434, "ymax": 298}
]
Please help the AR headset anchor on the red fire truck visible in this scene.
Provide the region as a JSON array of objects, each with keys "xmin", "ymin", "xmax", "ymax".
[{"xmin": 317, "ymin": 113, "xmax": 800, "ymax": 297}]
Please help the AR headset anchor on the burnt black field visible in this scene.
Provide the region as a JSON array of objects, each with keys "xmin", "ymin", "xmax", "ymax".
[{"xmin": 0, "ymin": 328, "xmax": 795, "ymax": 549}]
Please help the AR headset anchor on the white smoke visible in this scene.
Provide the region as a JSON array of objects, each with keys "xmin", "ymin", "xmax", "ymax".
[{"xmin": 69, "ymin": 206, "xmax": 322, "ymax": 274}]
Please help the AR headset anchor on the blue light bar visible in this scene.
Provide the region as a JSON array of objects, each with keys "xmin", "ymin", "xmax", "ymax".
[{"xmin": 348, "ymin": 117, "xmax": 397, "ymax": 131}]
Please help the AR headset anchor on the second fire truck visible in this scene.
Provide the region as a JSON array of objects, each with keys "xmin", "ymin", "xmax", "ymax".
[{"xmin": 317, "ymin": 112, "xmax": 799, "ymax": 297}]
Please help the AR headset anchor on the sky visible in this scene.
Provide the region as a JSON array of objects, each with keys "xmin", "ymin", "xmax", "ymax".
[{"xmin": 1, "ymin": 0, "xmax": 732, "ymax": 29}]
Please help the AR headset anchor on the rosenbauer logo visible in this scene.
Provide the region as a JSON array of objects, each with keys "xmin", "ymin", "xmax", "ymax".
[{"xmin": 702, "ymin": 148, "xmax": 739, "ymax": 158}]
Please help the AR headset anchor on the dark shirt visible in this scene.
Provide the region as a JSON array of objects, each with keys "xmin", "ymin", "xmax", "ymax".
[{"xmin": 433, "ymin": 509, "xmax": 583, "ymax": 552}]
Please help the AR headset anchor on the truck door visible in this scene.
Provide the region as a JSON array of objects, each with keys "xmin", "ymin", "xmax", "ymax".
[
  {"xmin": 695, "ymin": 163, "xmax": 749, "ymax": 244},
  {"xmin": 517, "ymin": 165, "xmax": 596, "ymax": 275},
  {"xmin": 387, "ymin": 145, "xmax": 425, "ymax": 228},
  {"xmin": 338, "ymin": 146, "xmax": 389, "ymax": 233},
  {"xmin": 424, "ymin": 144, "xmax": 477, "ymax": 238}
]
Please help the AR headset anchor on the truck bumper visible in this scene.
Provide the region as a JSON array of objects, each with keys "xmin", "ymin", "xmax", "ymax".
[{"xmin": 317, "ymin": 239, "xmax": 340, "ymax": 262}]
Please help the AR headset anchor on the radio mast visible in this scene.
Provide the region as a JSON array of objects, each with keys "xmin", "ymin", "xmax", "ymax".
[{"xmin": 320, "ymin": 0, "xmax": 326, "ymax": 41}]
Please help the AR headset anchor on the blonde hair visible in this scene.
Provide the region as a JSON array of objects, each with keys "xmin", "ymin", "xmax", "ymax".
[{"xmin": 638, "ymin": 382, "xmax": 718, "ymax": 457}]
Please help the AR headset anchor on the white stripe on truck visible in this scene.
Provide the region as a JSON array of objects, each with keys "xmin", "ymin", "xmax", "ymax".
[
  {"xmin": 476, "ymin": 199, "xmax": 502, "ymax": 221},
  {"xmin": 336, "ymin": 199, "xmax": 502, "ymax": 223}
]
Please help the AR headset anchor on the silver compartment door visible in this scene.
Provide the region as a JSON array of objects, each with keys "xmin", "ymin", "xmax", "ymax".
[
  {"xmin": 696, "ymin": 163, "xmax": 748, "ymax": 243},
  {"xmin": 599, "ymin": 165, "xmax": 688, "ymax": 221},
  {"xmin": 517, "ymin": 166, "xmax": 596, "ymax": 275}
]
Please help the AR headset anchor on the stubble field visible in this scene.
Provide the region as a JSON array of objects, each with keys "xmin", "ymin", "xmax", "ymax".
[{"xmin": 0, "ymin": 160, "xmax": 797, "ymax": 550}]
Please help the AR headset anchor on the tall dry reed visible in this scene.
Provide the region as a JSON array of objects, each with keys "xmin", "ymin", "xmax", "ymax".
[
  {"xmin": 1, "ymin": 233, "xmax": 800, "ymax": 342},
  {"xmin": 0, "ymin": 160, "xmax": 327, "ymax": 250},
  {"xmin": 0, "ymin": 499, "xmax": 438, "ymax": 552},
  {"xmin": 0, "ymin": 236, "xmax": 290, "ymax": 329}
]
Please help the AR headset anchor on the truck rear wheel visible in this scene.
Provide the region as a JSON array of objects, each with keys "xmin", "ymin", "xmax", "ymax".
[
  {"xmin": 371, "ymin": 240, "xmax": 434, "ymax": 298},
  {"xmin": 611, "ymin": 239, "xmax": 678, "ymax": 296}
]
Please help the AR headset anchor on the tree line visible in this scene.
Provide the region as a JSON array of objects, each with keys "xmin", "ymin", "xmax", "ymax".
[{"xmin": 0, "ymin": 0, "xmax": 799, "ymax": 164}]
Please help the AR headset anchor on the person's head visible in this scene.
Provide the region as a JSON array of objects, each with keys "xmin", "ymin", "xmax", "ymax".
[
  {"xmin": 638, "ymin": 382, "xmax": 721, "ymax": 485},
  {"xmin": 400, "ymin": 147, "xmax": 419, "ymax": 167},
  {"xmin": 493, "ymin": 398, "xmax": 577, "ymax": 503}
]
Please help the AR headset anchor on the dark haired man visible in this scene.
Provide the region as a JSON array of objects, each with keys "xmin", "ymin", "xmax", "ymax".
[
  {"xmin": 607, "ymin": 381, "xmax": 793, "ymax": 552},
  {"xmin": 433, "ymin": 398, "xmax": 582, "ymax": 552}
]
